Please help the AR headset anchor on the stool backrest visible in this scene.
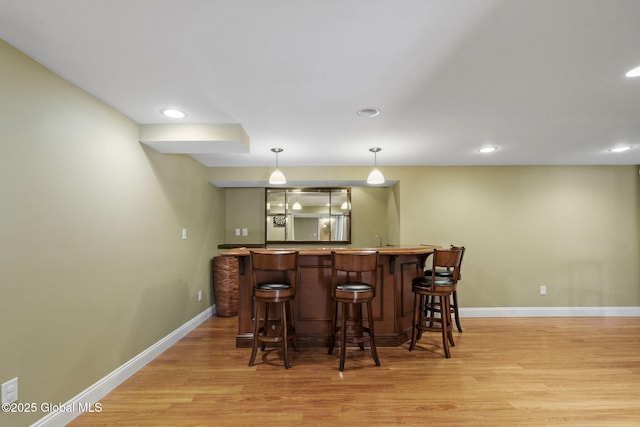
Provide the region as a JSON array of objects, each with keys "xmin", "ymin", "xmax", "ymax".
[
  {"xmin": 449, "ymin": 245, "xmax": 466, "ymax": 280},
  {"xmin": 331, "ymin": 250, "xmax": 379, "ymax": 288},
  {"xmin": 431, "ymin": 248, "xmax": 464, "ymax": 282},
  {"xmin": 250, "ymin": 250, "xmax": 298, "ymax": 289}
]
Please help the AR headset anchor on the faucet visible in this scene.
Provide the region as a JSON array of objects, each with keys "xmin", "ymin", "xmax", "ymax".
[{"xmin": 374, "ymin": 235, "xmax": 383, "ymax": 247}]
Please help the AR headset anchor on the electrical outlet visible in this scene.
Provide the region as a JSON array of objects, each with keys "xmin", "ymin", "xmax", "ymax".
[
  {"xmin": 198, "ymin": 290, "xmax": 203, "ymax": 301},
  {"xmin": 540, "ymin": 285, "xmax": 547, "ymax": 296},
  {"xmin": 235, "ymin": 228, "xmax": 240, "ymax": 236},
  {"xmin": 2, "ymin": 377, "xmax": 18, "ymax": 404},
  {"xmin": 181, "ymin": 228, "xmax": 187, "ymax": 240},
  {"xmin": 242, "ymin": 228, "xmax": 248, "ymax": 236}
]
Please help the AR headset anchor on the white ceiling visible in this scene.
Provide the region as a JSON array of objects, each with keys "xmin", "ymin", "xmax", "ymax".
[{"xmin": 1, "ymin": 0, "xmax": 640, "ymax": 168}]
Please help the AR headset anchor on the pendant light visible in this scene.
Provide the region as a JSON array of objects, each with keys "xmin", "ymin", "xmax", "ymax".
[
  {"xmin": 366, "ymin": 147, "xmax": 385, "ymax": 185},
  {"xmin": 268, "ymin": 147, "xmax": 286, "ymax": 185}
]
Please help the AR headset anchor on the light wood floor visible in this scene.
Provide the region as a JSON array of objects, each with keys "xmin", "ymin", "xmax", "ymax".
[{"xmin": 70, "ymin": 316, "xmax": 640, "ymax": 426}]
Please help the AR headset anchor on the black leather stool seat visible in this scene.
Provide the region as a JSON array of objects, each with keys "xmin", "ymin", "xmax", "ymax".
[
  {"xmin": 337, "ymin": 283, "xmax": 372, "ymax": 291},
  {"xmin": 257, "ymin": 282, "xmax": 291, "ymax": 290},
  {"xmin": 412, "ymin": 276, "xmax": 455, "ymax": 287},
  {"xmin": 424, "ymin": 267, "xmax": 454, "ymax": 277}
]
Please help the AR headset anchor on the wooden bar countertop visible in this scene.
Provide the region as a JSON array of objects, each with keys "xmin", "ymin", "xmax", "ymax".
[{"xmin": 219, "ymin": 245, "xmax": 440, "ymax": 257}]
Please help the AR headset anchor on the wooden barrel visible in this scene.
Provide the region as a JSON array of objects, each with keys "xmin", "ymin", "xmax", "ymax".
[{"xmin": 213, "ymin": 256, "xmax": 239, "ymax": 317}]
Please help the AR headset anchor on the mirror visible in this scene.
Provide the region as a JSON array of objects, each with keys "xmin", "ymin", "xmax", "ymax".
[{"xmin": 266, "ymin": 188, "xmax": 351, "ymax": 243}]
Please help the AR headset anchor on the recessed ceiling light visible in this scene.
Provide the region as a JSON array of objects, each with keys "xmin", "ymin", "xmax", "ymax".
[
  {"xmin": 357, "ymin": 108, "xmax": 380, "ymax": 118},
  {"xmin": 478, "ymin": 146, "xmax": 498, "ymax": 153},
  {"xmin": 625, "ymin": 66, "xmax": 640, "ymax": 78},
  {"xmin": 160, "ymin": 108, "xmax": 186, "ymax": 119},
  {"xmin": 608, "ymin": 146, "xmax": 633, "ymax": 153}
]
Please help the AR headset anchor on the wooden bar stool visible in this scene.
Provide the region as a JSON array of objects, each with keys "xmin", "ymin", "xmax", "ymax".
[
  {"xmin": 424, "ymin": 245, "xmax": 466, "ymax": 332},
  {"xmin": 410, "ymin": 247, "xmax": 463, "ymax": 358},
  {"xmin": 248, "ymin": 250, "xmax": 299, "ymax": 369},
  {"xmin": 328, "ymin": 250, "xmax": 380, "ymax": 371}
]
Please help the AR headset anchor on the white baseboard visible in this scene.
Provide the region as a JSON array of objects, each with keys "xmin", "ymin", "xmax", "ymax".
[
  {"xmin": 460, "ymin": 306, "xmax": 640, "ymax": 317},
  {"xmin": 31, "ymin": 305, "xmax": 215, "ymax": 427}
]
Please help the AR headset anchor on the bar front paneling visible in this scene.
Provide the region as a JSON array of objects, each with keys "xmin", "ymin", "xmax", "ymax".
[{"xmin": 216, "ymin": 246, "xmax": 438, "ymax": 347}]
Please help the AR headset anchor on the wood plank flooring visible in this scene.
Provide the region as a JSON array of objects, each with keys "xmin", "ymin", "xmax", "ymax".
[{"xmin": 70, "ymin": 316, "xmax": 640, "ymax": 426}]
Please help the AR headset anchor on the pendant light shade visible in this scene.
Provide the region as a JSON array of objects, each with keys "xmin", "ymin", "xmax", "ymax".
[
  {"xmin": 367, "ymin": 168, "xmax": 385, "ymax": 185},
  {"xmin": 366, "ymin": 147, "xmax": 385, "ymax": 185},
  {"xmin": 268, "ymin": 147, "xmax": 286, "ymax": 185}
]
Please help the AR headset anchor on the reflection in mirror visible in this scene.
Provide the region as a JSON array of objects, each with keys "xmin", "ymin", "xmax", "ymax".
[{"xmin": 266, "ymin": 188, "xmax": 351, "ymax": 243}]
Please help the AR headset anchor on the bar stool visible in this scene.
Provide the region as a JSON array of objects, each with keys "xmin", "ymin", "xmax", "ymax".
[
  {"xmin": 328, "ymin": 250, "xmax": 380, "ymax": 371},
  {"xmin": 248, "ymin": 250, "xmax": 299, "ymax": 369},
  {"xmin": 424, "ymin": 245, "xmax": 466, "ymax": 332},
  {"xmin": 410, "ymin": 247, "xmax": 463, "ymax": 358}
]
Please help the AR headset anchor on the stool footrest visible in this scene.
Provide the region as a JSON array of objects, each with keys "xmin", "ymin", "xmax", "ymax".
[{"xmin": 256, "ymin": 327, "xmax": 296, "ymax": 344}]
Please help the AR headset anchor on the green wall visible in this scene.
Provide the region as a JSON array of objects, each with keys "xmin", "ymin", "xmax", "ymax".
[
  {"xmin": 395, "ymin": 165, "xmax": 640, "ymax": 307},
  {"xmin": 215, "ymin": 165, "xmax": 640, "ymax": 308},
  {"xmin": 224, "ymin": 188, "xmax": 264, "ymax": 245},
  {"xmin": 0, "ymin": 40, "xmax": 225, "ymax": 426}
]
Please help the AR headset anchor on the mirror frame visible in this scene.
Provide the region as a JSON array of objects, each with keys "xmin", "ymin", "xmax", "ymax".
[{"xmin": 265, "ymin": 187, "xmax": 351, "ymax": 244}]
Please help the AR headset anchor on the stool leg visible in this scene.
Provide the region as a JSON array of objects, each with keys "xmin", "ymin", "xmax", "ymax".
[
  {"xmin": 282, "ymin": 301, "xmax": 290, "ymax": 369},
  {"xmin": 328, "ymin": 299, "xmax": 337, "ymax": 355},
  {"xmin": 409, "ymin": 292, "xmax": 421, "ymax": 351},
  {"xmin": 288, "ymin": 300, "xmax": 299, "ymax": 352},
  {"xmin": 452, "ymin": 290, "xmax": 463, "ymax": 333},
  {"xmin": 440, "ymin": 295, "xmax": 451, "ymax": 358},
  {"xmin": 417, "ymin": 295, "xmax": 427, "ymax": 341},
  {"xmin": 339, "ymin": 302, "xmax": 347, "ymax": 372},
  {"xmin": 444, "ymin": 295, "xmax": 455, "ymax": 347},
  {"xmin": 249, "ymin": 300, "xmax": 261, "ymax": 367},
  {"xmin": 261, "ymin": 303, "xmax": 270, "ymax": 351},
  {"xmin": 356, "ymin": 304, "xmax": 365, "ymax": 351},
  {"xmin": 366, "ymin": 301, "xmax": 380, "ymax": 366},
  {"xmin": 428, "ymin": 295, "xmax": 436, "ymax": 328}
]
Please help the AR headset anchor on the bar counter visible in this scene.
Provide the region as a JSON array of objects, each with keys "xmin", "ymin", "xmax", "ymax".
[{"xmin": 217, "ymin": 246, "xmax": 440, "ymax": 347}]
